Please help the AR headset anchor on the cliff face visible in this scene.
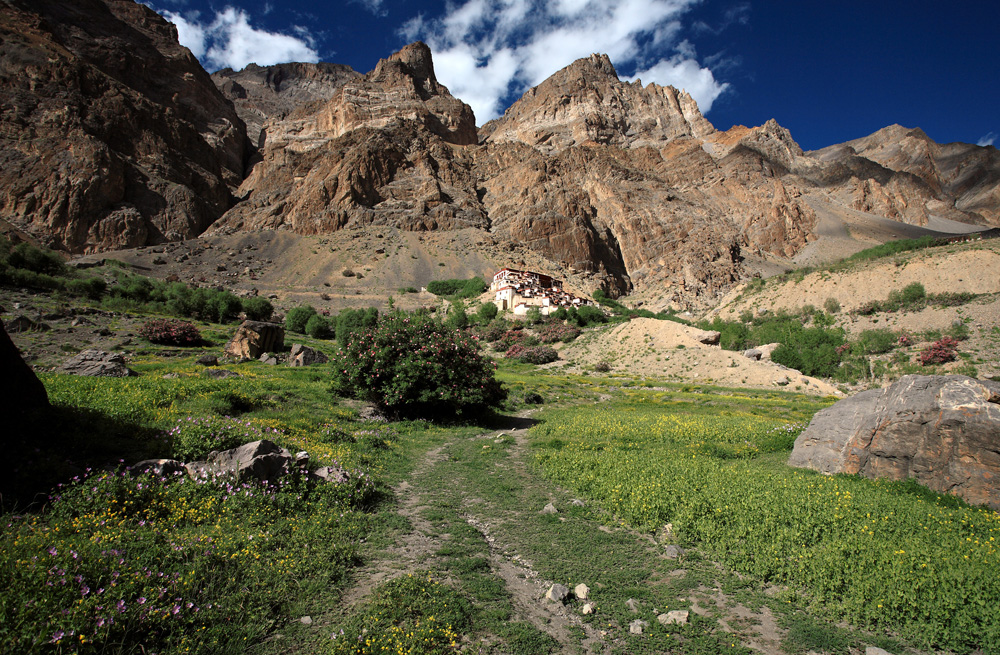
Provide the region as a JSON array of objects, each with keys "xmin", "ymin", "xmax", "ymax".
[
  {"xmin": 212, "ymin": 62, "xmax": 362, "ymax": 148},
  {"xmin": 0, "ymin": 0, "xmax": 248, "ymax": 253},
  {"xmin": 214, "ymin": 42, "xmax": 487, "ymax": 236}
]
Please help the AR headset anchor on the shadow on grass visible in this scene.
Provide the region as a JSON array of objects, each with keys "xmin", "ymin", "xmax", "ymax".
[{"xmin": 2, "ymin": 404, "xmax": 165, "ymax": 512}]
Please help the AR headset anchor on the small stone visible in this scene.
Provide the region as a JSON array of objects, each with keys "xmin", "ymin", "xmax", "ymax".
[
  {"xmin": 195, "ymin": 354, "xmax": 219, "ymax": 366},
  {"xmin": 865, "ymin": 648, "xmax": 893, "ymax": 655},
  {"xmin": 574, "ymin": 583, "xmax": 590, "ymax": 600},
  {"xmin": 299, "ymin": 616, "xmax": 313, "ymax": 626},
  {"xmin": 629, "ymin": 619, "xmax": 648, "ymax": 635},
  {"xmin": 540, "ymin": 502, "xmax": 558, "ymax": 514},
  {"xmin": 545, "ymin": 584, "xmax": 570, "ymax": 602},
  {"xmin": 664, "ymin": 544, "xmax": 685, "ymax": 559},
  {"xmin": 582, "ymin": 603, "xmax": 595, "ymax": 615},
  {"xmin": 657, "ymin": 610, "xmax": 689, "ymax": 625},
  {"xmin": 570, "ymin": 499, "xmax": 586, "ymax": 507},
  {"xmin": 625, "ymin": 598, "xmax": 640, "ymax": 613}
]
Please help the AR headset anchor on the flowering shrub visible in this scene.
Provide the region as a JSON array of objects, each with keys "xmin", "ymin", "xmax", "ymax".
[
  {"xmin": 919, "ymin": 337, "xmax": 959, "ymax": 366},
  {"xmin": 504, "ymin": 344, "xmax": 527, "ymax": 359},
  {"xmin": 137, "ymin": 319, "xmax": 201, "ymax": 346},
  {"xmin": 537, "ymin": 322, "xmax": 581, "ymax": 343},
  {"xmin": 518, "ymin": 345, "xmax": 558, "ymax": 365},
  {"xmin": 330, "ymin": 311, "xmax": 507, "ymax": 419},
  {"xmin": 164, "ymin": 415, "xmax": 282, "ymax": 461}
]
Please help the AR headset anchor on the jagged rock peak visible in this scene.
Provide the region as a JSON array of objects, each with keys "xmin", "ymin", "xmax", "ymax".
[
  {"xmin": 482, "ymin": 52, "xmax": 715, "ymax": 151},
  {"xmin": 375, "ymin": 41, "xmax": 437, "ymax": 85}
]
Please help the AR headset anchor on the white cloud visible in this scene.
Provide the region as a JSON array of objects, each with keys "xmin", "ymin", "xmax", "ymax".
[
  {"xmin": 977, "ymin": 132, "xmax": 997, "ymax": 147},
  {"xmin": 157, "ymin": 6, "xmax": 319, "ymax": 71},
  {"xmin": 402, "ymin": 0, "xmax": 730, "ymax": 123}
]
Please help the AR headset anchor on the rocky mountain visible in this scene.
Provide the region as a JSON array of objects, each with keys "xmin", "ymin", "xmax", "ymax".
[
  {"xmin": 0, "ymin": 0, "xmax": 248, "ymax": 253},
  {"xmin": 212, "ymin": 62, "xmax": 361, "ymax": 148},
  {"xmin": 3, "ymin": 0, "xmax": 998, "ymax": 308}
]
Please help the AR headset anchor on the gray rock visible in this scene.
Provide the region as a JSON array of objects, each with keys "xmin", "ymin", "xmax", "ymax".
[
  {"xmin": 664, "ymin": 544, "xmax": 685, "ymax": 559},
  {"xmin": 574, "ymin": 583, "xmax": 590, "ymax": 600},
  {"xmin": 289, "ymin": 343, "xmax": 328, "ymax": 367},
  {"xmin": 629, "ymin": 619, "xmax": 648, "ymax": 634},
  {"xmin": 582, "ymin": 603, "xmax": 595, "ymax": 615},
  {"xmin": 195, "ymin": 354, "xmax": 219, "ymax": 366},
  {"xmin": 789, "ymin": 375, "xmax": 1000, "ymax": 510},
  {"xmin": 865, "ymin": 648, "xmax": 893, "ymax": 655},
  {"xmin": 259, "ymin": 353, "xmax": 279, "ymax": 365},
  {"xmin": 312, "ymin": 466, "xmax": 348, "ymax": 484},
  {"xmin": 692, "ymin": 330, "xmax": 721, "ymax": 345},
  {"xmin": 208, "ymin": 439, "xmax": 293, "ymax": 483},
  {"xmin": 570, "ymin": 498, "xmax": 586, "ymax": 507},
  {"xmin": 545, "ymin": 584, "xmax": 570, "ymax": 602},
  {"xmin": 540, "ymin": 502, "xmax": 558, "ymax": 514},
  {"xmin": 743, "ymin": 348, "xmax": 762, "ymax": 361},
  {"xmin": 7, "ymin": 314, "xmax": 49, "ymax": 333},
  {"xmin": 625, "ymin": 598, "xmax": 640, "ymax": 613},
  {"xmin": 299, "ymin": 616, "xmax": 313, "ymax": 626},
  {"xmin": 58, "ymin": 349, "xmax": 134, "ymax": 377},
  {"xmin": 523, "ymin": 392, "xmax": 544, "ymax": 404},
  {"xmin": 657, "ymin": 609, "xmax": 689, "ymax": 625}
]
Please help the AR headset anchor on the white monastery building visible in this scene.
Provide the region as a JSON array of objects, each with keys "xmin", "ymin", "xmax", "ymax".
[{"xmin": 490, "ymin": 268, "xmax": 591, "ymax": 316}]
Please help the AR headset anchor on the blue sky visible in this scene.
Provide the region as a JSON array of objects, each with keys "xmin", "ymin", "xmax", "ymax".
[{"xmin": 151, "ymin": 0, "xmax": 999, "ymax": 151}]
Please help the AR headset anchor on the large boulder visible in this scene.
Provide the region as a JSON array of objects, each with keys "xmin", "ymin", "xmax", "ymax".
[
  {"xmin": 288, "ymin": 343, "xmax": 328, "ymax": 367},
  {"xmin": 224, "ymin": 321, "xmax": 284, "ymax": 360},
  {"xmin": 58, "ymin": 349, "xmax": 134, "ymax": 377},
  {"xmin": 1, "ymin": 318, "xmax": 50, "ymax": 442},
  {"xmin": 789, "ymin": 375, "xmax": 1000, "ymax": 510},
  {"xmin": 204, "ymin": 440, "xmax": 293, "ymax": 483}
]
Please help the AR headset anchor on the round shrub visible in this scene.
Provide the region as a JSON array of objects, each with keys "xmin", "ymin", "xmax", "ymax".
[
  {"xmin": 476, "ymin": 302, "xmax": 498, "ymax": 324},
  {"xmin": 518, "ymin": 345, "xmax": 558, "ymax": 364},
  {"xmin": 138, "ymin": 319, "xmax": 201, "ymax": 346},
  {"xmin": 305, "ymin": 314, "xmax": 332, "ymax": 339},
  {"xmin": 330, "ymin": 311, "xmax": 507, "ymax": 419},
  {"xmin": 242, "ymin": 297, "xmax": 274, "ymax": 321},
  {"xmin": 919, "ymin": 337, "xmax": 959, "ymax": 366},
  {"xmin": 285, "ymin": 305, "xmax": 317, "ymax": 334}
]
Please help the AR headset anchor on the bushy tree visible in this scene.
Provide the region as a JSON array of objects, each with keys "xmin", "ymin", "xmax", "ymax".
[
  {"xmin": 476, "ymin": 302, "xmax": 498, "ymax": 325},
  {"xmin": 305, "ymin": 314, "xmax": 333, "ymax": 339},
  {"xmin": 242, "ymin": 297, "xmax": 274, "ymax": 321},
  {"xmin": 285, "ymin": 305, "xmax": 317, "ymax": 334},
  {"xmin": 330, "ymin": 311, "xmax": 507, "ymax": 419}
]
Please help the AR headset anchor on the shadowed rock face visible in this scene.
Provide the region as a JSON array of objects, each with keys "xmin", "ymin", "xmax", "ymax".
[
  {"xmin": 0, "ymin": 319, "xmax": 50, "ymax": 443},
  {"xmin": 789, "ymin": 375, "xmax": 1000, "ymax": 511},
  {"xmin": 0, "ymin": 0, "xmax": 247, "ymax": 253}
]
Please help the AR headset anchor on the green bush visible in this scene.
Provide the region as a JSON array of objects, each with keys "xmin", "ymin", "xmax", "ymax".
[
  {"xmin": 476, "ymin": 302, "xmax": 498, "ymax": 324},
  {"xmin": 426, "ymin": 277, "xmax": 487, "ymax": 298},
  {"xmin": 305, "ymin": 314, "xmax": 333, "ymax": 339},
  {"xmin": 4, "ymin": 241, "xmax": 67, "ymax": 276},
  {"xmin": 285, "ymin": 305, "xmax": 318, "ymax": 334},
  {"xmin": 856, "ymin": 328, "xmax": 897, "ymax": 355},
  {"xmin": 823, "ymin": 297, "xmax": 841, "ymax": 314},
  {"xmin": 241, "ymin": 297, "xmax": 274, "ymax": 321},
  {"xmin": 571, "ymin": 305, "xmax": 607, "ymax": 327},
  {"xmin": 525, "ymin": 307, "xmax": 543, "ymax": 324},
  {"xmin": 335, "ymin": 307, "xmax": 379, "ymax": 344},
  {"xmin": 330, "ymin": 311, "xmax": 506, "ymax": 419}
]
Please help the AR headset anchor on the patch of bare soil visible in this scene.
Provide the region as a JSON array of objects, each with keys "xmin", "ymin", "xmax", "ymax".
[{"xmin": 557, "ymin": 318, "xmax": 842, "ymax": 396}]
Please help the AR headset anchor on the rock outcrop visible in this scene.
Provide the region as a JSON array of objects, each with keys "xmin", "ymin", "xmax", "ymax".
[
  {"xmin": 789, "ymin": 375, "xmax": 1000, "ymax": 510},
  {"xmin": 212, "ymin": 62, "xmax": 361, "ymax": 148},
  {"xmin": 224, "ymin": 321, "xmax": 285, "ymax": 360},
  {"xmin": 58, "ymin": 349, "xmax": 134, "ymax": 377},
  {"xmin": 1, "ymin": 318, "xmax": 50, "ymax": 444},
  {"xmin": 0, "ymin": 0, "xmax": 247, "ymax": 253}
]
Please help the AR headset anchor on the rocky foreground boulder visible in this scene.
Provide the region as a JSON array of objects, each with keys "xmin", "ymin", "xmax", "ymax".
[
  {"xmin": 224, "ymin": 321, "xmax": 284, "ymax": 360},
  {"xmin": 1, "ymin": 318, "xmax": 50, "ymax": 441},
  {"xmin": 59, "ymin": 349, "xmax": 135, "ymax": 377},
  {"xmin": 788, "ymin": 375, "xmax": 1000, "ymax": 510}
]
